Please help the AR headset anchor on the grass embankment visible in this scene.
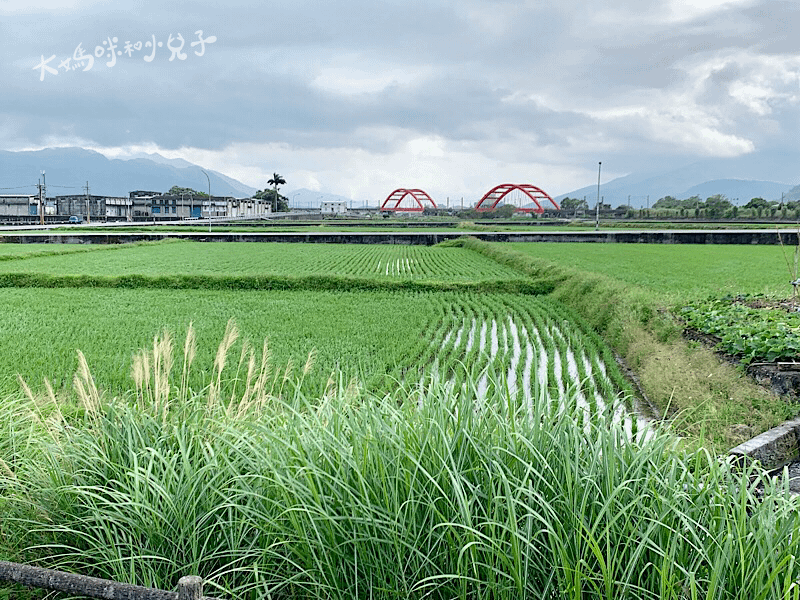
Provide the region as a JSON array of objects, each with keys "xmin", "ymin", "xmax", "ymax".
[
  {"xmin": 3, "ymin": 328, "xmax": 799, "ymax": 599},
  {"xmin": 455, "ymin": 238, "xmax": 794, "ymax": 449}
]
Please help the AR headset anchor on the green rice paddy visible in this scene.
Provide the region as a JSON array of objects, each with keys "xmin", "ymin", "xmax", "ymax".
[
  {"xmin": 0, "ymin": 241, "xmax": 523, "ymax": 281},
  {"xmin": 2, "ymin": 237, "xmax": 799, "ymax": 599},
  {"xmin": 504, "ymin": 242, "xmax": 793, "ymax": 299}
]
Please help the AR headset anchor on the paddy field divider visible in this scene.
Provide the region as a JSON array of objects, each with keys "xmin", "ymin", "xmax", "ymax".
[{"xmin": 0, "ymin": 272, "xmax": 553, "ymax": 294}]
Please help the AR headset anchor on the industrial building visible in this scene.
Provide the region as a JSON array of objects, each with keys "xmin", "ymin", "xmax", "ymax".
[
  {"xmin": 0, "ymin": 195, "xmax": 37, "ymax": 217},
  {"xmin": 54, "ymin": 194, "xmax": 127, "ymax": 221},
  {"xmin": 0, "ymin": 190, "xmax": 273, "ymax": 224},
  {"xmin": 145, "ymin": 192, "xmax": 271, "ymax": 219}
]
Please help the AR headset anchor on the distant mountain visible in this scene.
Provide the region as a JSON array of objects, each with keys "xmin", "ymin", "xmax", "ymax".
[
  {"xmin": 0, "ymin": 147, "xmax": 257, "ymax": 198},
  {"xmin": 557, "ymin": 153, "xmax": 800, "ymax": 208},
  {"xmin": 123, "ymin": 151, "xmax": 195, "ymax": 169}
]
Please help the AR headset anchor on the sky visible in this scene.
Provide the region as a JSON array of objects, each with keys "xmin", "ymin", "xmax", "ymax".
[{"xmin": 4, "ymin": 0, "xmax": 800, "ymax": 204}]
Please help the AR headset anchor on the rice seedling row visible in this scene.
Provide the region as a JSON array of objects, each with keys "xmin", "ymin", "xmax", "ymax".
[
  {"xmin": 408, "ymin": 293, "xmax": 643, "ymax": 435},
  {"xmin": 0, "ymin": 288, "xmax": 437, "ymax": 397},
  {"xmin": 0, "ymin": 285, "xmax": 638, "ymax": 427}
]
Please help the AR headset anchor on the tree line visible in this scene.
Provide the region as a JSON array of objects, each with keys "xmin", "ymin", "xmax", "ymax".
[{"xmin": 559, "ymin": 194, "xmax": 800, "ymax": 219}]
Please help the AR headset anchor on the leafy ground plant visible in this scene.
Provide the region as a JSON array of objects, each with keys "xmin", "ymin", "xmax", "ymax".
[{"xmin": 680, "ymin": 296, "xmax": 800, "ymax": 363}]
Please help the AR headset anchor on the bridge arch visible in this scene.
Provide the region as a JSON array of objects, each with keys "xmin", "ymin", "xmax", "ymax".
[
  {"xmin": 380, "ymin": 189, "xmax": 437, "ymax": 212},
  {"xmin": 475, "ymin": 184, "xmax": 559, "ymax": 214}
]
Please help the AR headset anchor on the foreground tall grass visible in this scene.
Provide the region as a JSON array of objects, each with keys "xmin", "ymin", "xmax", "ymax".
[{"xmin": 2, "ymin": 326, "xmax": 800, "ymax": 599}]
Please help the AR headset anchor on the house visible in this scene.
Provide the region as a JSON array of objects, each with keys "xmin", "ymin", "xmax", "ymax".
[
  {"xmin": 105, "ymin": 196, "xmax": 134, "ymax": 219},
  {"xmin": 321, "ymin": 201, "xmax": 347, "ymax": 215},
  {"xmin": 0, "ymin": 189, "xmax": 272, "ymax": 222}
]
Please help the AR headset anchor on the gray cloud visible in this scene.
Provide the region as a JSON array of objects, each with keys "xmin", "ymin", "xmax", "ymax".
[{"xmin": 3, "ymin": 0, "xmax": 800, "ymax": 196}]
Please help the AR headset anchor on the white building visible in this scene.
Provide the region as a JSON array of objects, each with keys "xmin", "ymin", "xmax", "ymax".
[
  {"xmin": 226, "ymin": 197, "xmax": 272, "ymax": 218},
  {"xmin": 202, "ymin": 197, "xmax": 272, "ymax": 219},
  {"xmin": 321, "ymin": 201, "xmax": 348, "ymax": 215},
  {"xmin": 105, "ymin": 197, "xmax": 134, "ymax": 219}
]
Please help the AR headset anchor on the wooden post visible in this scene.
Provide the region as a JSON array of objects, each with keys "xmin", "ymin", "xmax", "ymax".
[{"xmin": 178, "ymin": 576, "xmax": 203, "ymax": 600}]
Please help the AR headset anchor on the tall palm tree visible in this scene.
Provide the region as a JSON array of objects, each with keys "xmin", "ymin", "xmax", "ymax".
[{"xmin": 267, "ymin": 173, "xmax": 286, "ymax": 212}]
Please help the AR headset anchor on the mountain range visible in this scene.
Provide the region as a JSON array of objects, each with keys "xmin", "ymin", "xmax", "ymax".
[
  {"xmin": 0, "ymin": 147, "xmax": 362, "ymax": 207},
  {"xmin": 557, "ymin": 152, "xmax": 800, "ymax": 208},
  {"xmin": 0, "ymin": 147, "xmax": 257, "ymax": 198}
]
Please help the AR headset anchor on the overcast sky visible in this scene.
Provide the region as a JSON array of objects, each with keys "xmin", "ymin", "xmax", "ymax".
[{"xmin": 4, "ymin": 0, "xmax": 800, "ymax": 203}]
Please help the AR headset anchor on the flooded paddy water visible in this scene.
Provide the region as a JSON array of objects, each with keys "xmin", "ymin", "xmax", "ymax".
[{"xmin": 416, "ymin": 295, "xmax": 652, "ymax": 440}]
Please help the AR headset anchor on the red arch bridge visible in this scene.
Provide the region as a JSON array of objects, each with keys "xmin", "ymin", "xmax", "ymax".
[
  {"xmin": 380, "ymin": 189, "xmax": 437, "ymax": 212},
  {"xmin": 475, "ymin": 184, "xmax": 559, "ymax": 213}
]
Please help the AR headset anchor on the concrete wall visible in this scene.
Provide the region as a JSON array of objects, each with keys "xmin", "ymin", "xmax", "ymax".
[{"xmin": 2, "ymin": 229, "xmax": 800, "ymax": 245}]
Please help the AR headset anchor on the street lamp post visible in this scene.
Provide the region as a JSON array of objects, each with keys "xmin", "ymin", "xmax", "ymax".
[
  {"xmin": 595, "ymin": 161, "xmax": 602, "ymax": 231},
  {"xmin": 201, "ymin": 169, "xmax": 211, "ymax": 233}
]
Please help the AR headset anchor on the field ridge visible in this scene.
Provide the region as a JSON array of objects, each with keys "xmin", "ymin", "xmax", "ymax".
[{"xmin": 0, "ymin": 272, "xmax": 552, "ymax": 294}]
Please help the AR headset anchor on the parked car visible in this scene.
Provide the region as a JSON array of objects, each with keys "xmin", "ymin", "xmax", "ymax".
[{"xmin": 68, "ymin": 216, "xmax": 81, "ymax": 223}]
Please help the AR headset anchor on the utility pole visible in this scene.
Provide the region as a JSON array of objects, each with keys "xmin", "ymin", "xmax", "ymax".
[
  {"xmin": 40, "ymin": 171, "xmax": 46, "ymax": 225},
  {"xmin": 201, "ymin": 169, "xmax": 211, "ymax": 233},
  {"xmin": 85, "ymin": 181, "xmax": 90, "ymax": 224},
  {"xmin": 595, "ymin": 161, "xmax": 601, "ymax": 230},
  {"xmin": 37, "ymin": 179, "xmax": 43, "ymax": 224}
]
